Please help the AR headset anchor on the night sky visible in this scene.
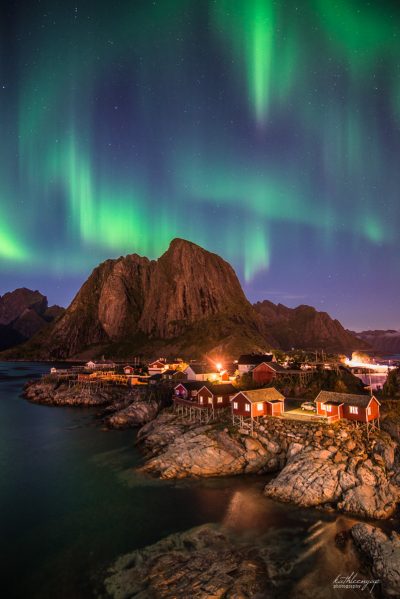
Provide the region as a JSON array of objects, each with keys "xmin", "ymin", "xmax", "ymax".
[{"xmin": 0, "ymin": 0, "xmax": 399, "ymax": 331}]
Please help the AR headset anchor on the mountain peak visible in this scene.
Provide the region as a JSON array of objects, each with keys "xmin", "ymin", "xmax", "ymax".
[{"xmin": 1, "ymin": 240, "xmax": 367, "ymax": 359}]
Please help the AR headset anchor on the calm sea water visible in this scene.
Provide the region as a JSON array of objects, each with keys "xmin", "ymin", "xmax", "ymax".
[{"xmin": 1, "ymin": 363, "xmax": 372, "ymax": 598}]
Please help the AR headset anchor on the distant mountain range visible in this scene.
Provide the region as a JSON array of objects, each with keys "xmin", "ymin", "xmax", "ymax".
[
  {"xmin": 352, "ymin": 330, "xmax": 400, "ymax": 355},
  {"xmin": 0, "ymin": 239, "xmax": 369, "ymax": 359},
  {"xmin": 0, "ymin": 288, "xmax": 64, "ymax": 351},
  {"xmin": 254, "ymin": 300, "xmax": 368, "ymax": 354}
]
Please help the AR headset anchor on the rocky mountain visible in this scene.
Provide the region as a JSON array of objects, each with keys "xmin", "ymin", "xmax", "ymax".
[
  {"xmin": 1, "ymin": 239, "xmax": 367, "ymax": 359},
  {"xmin": 5, "ymin": 239, "xmax": 269, "ymax": 360},
  {"xmin": 353, "ymin": 330, "xmax": 400, "ymax": 355},
  {"xmin": 254, "ymin": 299, "xmax": 368, "ymax": 353},
  {"xmin": 0, "ymin": 288, "xmax": 64, "ymax": 351}
]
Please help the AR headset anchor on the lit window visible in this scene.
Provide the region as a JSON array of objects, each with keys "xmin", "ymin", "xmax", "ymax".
[
  {"xmin": 233, "ymin": 402, "xmax": 238, "ymax": 409},
  {"xmin": 350, "ymin": 406, "xmax": 358, "ymax": 415},
  {"xmin": 367, "ymin": 407, "xmax": 371, "ymax": 415},
  {"xmin": 245, "ymin": 403, "xmax": 250, "ymax": 412},
  {"xmin": 208, "ymin": 397, "xmax": 212, "ymax": 404},
  {"xmin": 199, "ymin": 396, "xmax": 203, "ymax": 403},
  {"xmin": 325, "ymin": 404, "xmax": 332, "ymax": 412},
  {"xmin": 217, "ymin": 396, "xmax": 223, "ymax": 403},
  {"xmin": 257, "ymin": 402, "xmax": 263, "ymax": 411}
]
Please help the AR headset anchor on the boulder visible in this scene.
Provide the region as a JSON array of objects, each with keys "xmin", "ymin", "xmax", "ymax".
[
  {"xmin": 264, "ymin": 448, "xmax": 342, "ymax": 507},
  {"xmin": 351, "ymin": 523, "xmax": 400, "ymax": 597}
]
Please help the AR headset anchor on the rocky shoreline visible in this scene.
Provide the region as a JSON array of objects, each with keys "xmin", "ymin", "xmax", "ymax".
[
  {"xmin": 104, "ymin": 524, "xmax": 280, "ymax": 599},
  {"xmin": 137, "ymin": 411, "xmax": 400, "ymax": 519},
  {"xmin": 23, "ymin": 379, "xmax": 170, "ymax": 428},
  {"xmin": 23, "ymin": 381, "xmax": 400, "ymax": 519},
  {"xmin": 21, "ymin": 379, "xmax": 400, "ymax": 596},
  {"xmin": 104, "ymin": 520, "xmax": 400, "ymax": 599}
]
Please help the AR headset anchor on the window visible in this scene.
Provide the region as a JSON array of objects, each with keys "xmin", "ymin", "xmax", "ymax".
[
  {"xmin": 350, "ymin": 406, "xmax": 358, "ymax": 415},
  {"xmin": 257, "ymin": 402, "xmax": 264, "ymax": 411},
  {"xmin": 325, "ymin": 404, "xmax": 332, "ymax": 412},
  {"xmin": 245, "ymin": 403, "xmax": 250, "ymax": 412},
  {"xmin": 217, "ymin": 396, "xmax": 223, "ymax": 404},
  {"xmin": 367, "ymin": 407, "xmax": 371, "ymax": 415},
  {"xmin": 233, "ymin": 402, "xmax": 238, "ymax": 409},
  {"xmin": 208, "ymin": 397, "xmax": 213, "ymax": 404},
  {"xmin": 199, "ymin": 396, "xmax": 203, "ymax": 404}
]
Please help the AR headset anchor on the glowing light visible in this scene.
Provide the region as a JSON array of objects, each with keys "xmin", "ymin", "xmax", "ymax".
[{"xmin": 342, "ymin": 353, "xmax": 394, "ymax": 374}]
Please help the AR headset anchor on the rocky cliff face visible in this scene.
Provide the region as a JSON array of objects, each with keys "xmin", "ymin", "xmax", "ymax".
[
  {"xmin": 0, "ymin": 288, "xmax": 64, "ymax": 351},
  {"xmin": 12, "ymin": 239, "xmax": 268, "ymax": 359},
  {"xmin": 138, "ymin": 238, "xmax": 254, "ymax": 338},
  {"xmin": 3, "ymin": 239, "xmax": 368, "ymax": 359},
  {"xmin": 254, "ymin": 300, "xmax": 368, "ymax": 353},
  {"xmin": 42, "ymin": 253, "xmax": 153, "ymax": 358}
]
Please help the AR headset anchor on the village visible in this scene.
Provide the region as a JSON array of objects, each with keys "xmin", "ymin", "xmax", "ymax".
[{"xmin": 48, "ymin": 351, "xmax": 391, "ymax": 435}]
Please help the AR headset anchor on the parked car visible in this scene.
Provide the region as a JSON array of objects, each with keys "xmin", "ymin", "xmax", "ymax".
[{"xmin": 301, "ymin": 401, "xmax": 316, "ymax": 412}]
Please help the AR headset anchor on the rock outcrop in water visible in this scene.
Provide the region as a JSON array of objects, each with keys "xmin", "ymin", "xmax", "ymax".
[
  {"xmin": 0, "ymin": 288, "xmax": 64, "ymax": 351},
  {"xmin": 264, "ymin": 442, "xmax": 399, "ymax": 519},
  {"xmin": 104, "ymin": 524, "xmax": 274, "ymax": 599},
  {"xmin": 104, "ymin": 517, "xmax": 369, "ymax": 599},
  {"xmin": 23, "ymin": 379, "xmax": 170, "ymax": 428},
  {"xmin": 138, "ymin": 412, "xmax": 400, "ymax": 519},
  {"xmin": 351, "ymin": 523, "xmax": 400, "ymax": 598}
]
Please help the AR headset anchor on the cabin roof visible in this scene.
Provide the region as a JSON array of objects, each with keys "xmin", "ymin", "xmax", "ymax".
[
  {"xmin": 201, "ymin": 383, "xmax": 237, "ymax": 395},
  {"xmin": 238, "ymin": 354, "xmax": 273, "ymax": 365},
  {"xmin": 176, "ymin": 381, "xmax": 205, "ymax": 391},
  {"xmin": 316, "ymin": 391, "xmax": 380, "ymax": 408},
  {"xmin": 232, "ymin": 387, "xmax": 285, "ymax": 403},
  {"xmin": 148, "ymin": 359, "xmax": 166, "ymax": 366}
]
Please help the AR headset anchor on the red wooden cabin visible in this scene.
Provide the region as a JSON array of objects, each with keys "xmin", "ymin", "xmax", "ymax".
[
  {"xmin": 173, "ymin": 381, "xmax": 237, "ymax": 422},
  {"xmin": 315, "ymin": 391, "xmax": 380, "ymax": 425},
  {"xmin": 173, "ymin": 382, "xmax": 236, "ymax": 409},
  {"xmin": 230, "ymin": 388, "xmax": 285, "ymax": 421},
  {"xmin": 252, "ymin": 362, "xmax": 288, "ymax": 385}
]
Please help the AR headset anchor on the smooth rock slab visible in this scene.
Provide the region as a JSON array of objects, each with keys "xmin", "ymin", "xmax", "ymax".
[{"xmin": 104, "ymin": 524, "xmax": 273, "ymax": 599}]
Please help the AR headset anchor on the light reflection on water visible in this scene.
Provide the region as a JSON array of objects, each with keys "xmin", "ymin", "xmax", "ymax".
[{"xmin": 0, "ymin": 362, "xmax": 375, "ymax": 598}]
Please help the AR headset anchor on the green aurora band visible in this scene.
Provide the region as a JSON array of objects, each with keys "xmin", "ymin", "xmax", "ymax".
[{"xmin": 0, "ymin": 0, "xmax": 399, "ymax": 290}]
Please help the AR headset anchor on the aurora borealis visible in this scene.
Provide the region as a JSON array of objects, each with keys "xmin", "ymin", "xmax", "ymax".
[{"xmin": 0, "ymin": 0, "xmax": 399, "ymax": 330}]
